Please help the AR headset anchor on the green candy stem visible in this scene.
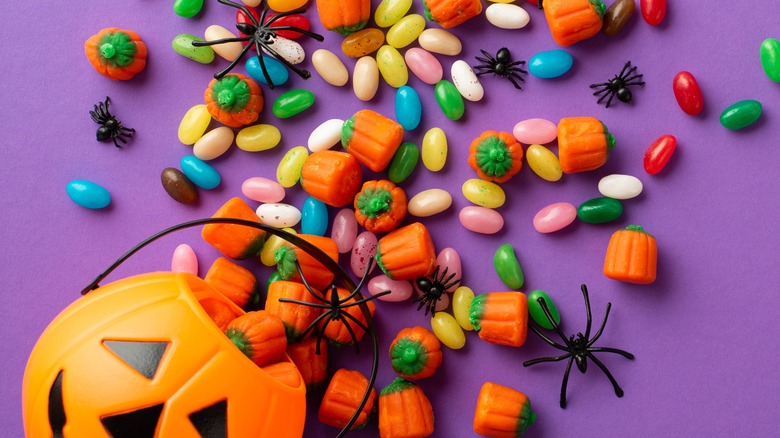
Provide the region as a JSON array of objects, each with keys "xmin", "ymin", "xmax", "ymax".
[
  {"xmin": 225, "ymin": 328, "xmax": 253, "ymax": 359},
  {"xmin": 475, "ymin": 137, "xmax": 513, "ymax": 178},
  {"xmin": 390, "ymin": 338, "xmax": 428, "ymax": 376},
  {"xmin": 590, "ymin": 0, "xmax": 607, "ymax": 19},
  {"xmin": 218, "ymin": 89, "xmax": 236, "ymax": 107},
  {"xmin": 274, "ymin": 245, "xmax": 298, "ymax": 279},
  {"xmin": 97, "ymin": 31, "xmax": 136, "ymax": 68},
  {"xmin": 624, "ymin": 224, "xmax": 653, "ymax": 237},
  {"xmin": 100, "ymin": 43, "xmax": 116, "ymax": 59},
  {"xmin": 356, "ymin": 188, "xmax": 393, "ymax": 219},
  {"xmin": 517, "ymin": 402, "xmax": 536, "ymax": 435},
  {"xmin": 380, "ymin": 377, "xmax": 418, "ymax": 395},
  {"xmin": 341, "ymin": 116, "xmax": 356, "ymax": 148}
]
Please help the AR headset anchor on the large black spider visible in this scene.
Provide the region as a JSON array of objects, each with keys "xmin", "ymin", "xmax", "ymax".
[
  {"xmin": 412, "ymin": 265, "xmax": 460, "ymax": 315},
  {"xmin": 590, "ymin": 61, "xmax": 645, "ymax": 108},
  {"xmin": 191, "ymin": 0, "xmax": 324, "ymax": 88},
  {"xmin": 473, "ymin": 47, "xmax": 528, "ymax": 90},
  {"xmin": 523, "ymin": 284, "xmax": 634, "ymax": 408},
  {"xmin": 89, "ymin": 96, "xmax": 134, "ymax": 148}
]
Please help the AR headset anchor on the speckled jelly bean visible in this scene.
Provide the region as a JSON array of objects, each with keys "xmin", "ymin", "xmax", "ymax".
[
  {"xmin": 267, "ymin": 0, "xmax": 307, "ymax": 13},
  {"xmin": 408, "ymin": 189, "xmax": 452, "ymax": 217},
  {"xmin": 598, "ymin": 174, "xmax": 643, "ymax": 200},
  {"xmin": 242, "ymin": 176, "xmax": 285, "ymax": 203},
  {"xmin": 452, "ymin": 286, "xmax": 476, "ymax": 331},
  {"xmin": 761, "ymin": 38, "xmax": 780, "ymax": 82},
  {"xmin": 451, "ymin": 60, "xmax": 484, "ymax": 102},
  {"xmin": 375, "ymin": 0, "xmax": 413, "ymax": 27},
  {"xmin": 459, "ymin": 206, "xmax": 504, "ymax": 234},
  {"xmin": 261, "ymin": 227, "xmax": 297, "ymax": 266},
  {"xmin": 462, "ymin": 179, "xmax": 505, "ymax": 209},
  {"xmin": 312, "ymin": 49, "xmax": 349, "ymax": 86},
  {"xmin": 673, "ymin": 71, "xmax": 704, "ymax": 116},
  {"xmin": 603, "ymin": 0, "xmax": 635, "ymax": 36},
  {"xmin": 236, "ymin": 124, "xmax": 281, "ymax": 152},
  {"xmin": 416, "ymin": 285, "xmax": 450, "ymax": 311},
  {"xmin": 720, "ymin": 100, "xmax": 763, "ymax": 130},
  {"xmin": 66, "ymin": 179, "xmax": 111, "ymax": 209},
  {"xmin": 171, "ymin": 244, "xmax": 198, "ymax": 275},
  {"xmin": 525, "ymin": 144, "xmax": 562, "ymax": 182},
  {"xmin": 263, "ymin": 36, "xmax": 304, "ymax": 65},
  {"xmin": 577, "ymin": 197, "xmax": 623, "ymax": 224},
  {"xmin": 640, "ymin": 0, "xmax": 666, "ymax": 26},
  {"xmin": 331, "ymin": 208, "xmax": 358, "ymax": 253},
  {"xmin": 193, "ymin": 127, "xmax": 234, "ymax": 161},
  {"xmin": 435, "ymin": 80, "xmax": 465, "ymax": 121},
  {"xmin": 644, "ymin": 134, "xmax": 677, "ymax": 175},
  {"xmin": 533, "ymin": 202, "xmax": 577, "ymax": 233},
  {"xmin": 369, "ymin": 275, "xmax": 413, "ymax": 302},
  {"xmin": 437, "ymin": 248, "xmax": 462, "ymax": 292},
  {"xmin": 256, "ymin": 203, "xmax": 301, "ymax": 228},
  {"xmin": 528, "ymin": 50, "xmax": 573, "ymax": 79},
  {"xmin": 422, "ymin": 127, "xmax": 447, "ymax": 172},
  {"xmin": 172, "ymin": 34, "xmax": 213, "ymax": 63},
  {"xmin": 431, "ymin": 312, "xmax": 466, "ymax": 349},
  {"xmin": 178, "ymin": 104, "xmax": 211, "ymax": 145},
  {"xmin": 161, "ymin": 168, "xmax": 199, "ymax": 204},
  {"xmin": 205, "ymin": 25, "xmax": 242, "ymax": 61},
  {"xmin": 353, "ymin": 56, "xmax": 380, "ymax": 101},
  {"xmin": 486, "ymin": 3, "xmax": 530, "ymax": 29},
  {"xmin": 376, "ymin": 45, "xmax": 408, "ymax": 88},
  {"xmin": 276, "ymin": 146, "xmax": 308, "ymax": 187},
  {"xmin": 493, "ymin": 244, "xmax": 524, "ymax": 289},
  {"xmin": 386, "ymin": 14, "xmax": 426, "ymax": 49},
  {"xmin": 308, "ymin": 119, "xmax": 344, "ymax": 152},
  {"xmin": 301, "ymin": 197, "xmax": 328, "ymax": 236},
  {"xmin": 180, "ymin": 155, "xmax": 221, "ymax": 190},
  {"xmin": 174, "ymin": 0, "xmax": 203, "ymax": 18},
  {"xmin": 246, "ymin": 55, "xmax": 289, "ymax": 86},
  {"xmin": 272, "ymin": 89, "xmax": 315, "ymax": 118},
  {"xmin": 388, "ymin": 142, "xmax": 419, "ymax": 184},
  {"xmin": 351, "ymin": 231, "xmax": 378, "ymax": 278},
  {"xmin": 341, "ymin": 28, "xmax": 385, "ymax": 57},
  {"xmin": 527, "ymin": 290, "xmax": 560, "ymax": 329},
  {"xmin": 513, "ymin": 118, "xmax": 557, "ymax": 145},
  {"xmin": 395, "ymin": 86, "xmax": 422, "ymax": 130},
  {"xmin": 418, "ymin": 28, "xmax": 462, "ymax": 56},
  {"xmin": 405, "ymin": 48, "xmax": 443, "ymax": 85}
]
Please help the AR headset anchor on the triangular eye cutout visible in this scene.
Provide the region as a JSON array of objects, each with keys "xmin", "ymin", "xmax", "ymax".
[
  {"xmin": 100, "ymin": 403, "xmax": 165, "ymax": 438},
  {"xmin": 48, "ymin": 370, "xmax": 66, "ymax": 438},
  {"xmin": 102, "ymin": 340, "xmax": 170, "ymax": 380},
  {"xmin": 189, "ymin": 399, "xmax": 228, "ymax": 438}
]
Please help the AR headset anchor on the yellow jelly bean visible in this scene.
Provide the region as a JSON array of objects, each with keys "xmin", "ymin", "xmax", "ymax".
[
  {"xmin": 431, "ymin": 312, "xmax": 466, "ymax": 349},
  {"xmin": 386, "ymin": 14, "xmax": 426, "ymax": 49},
  {"xmin": 276, "ymin": 146, "xmax": 309, "ymax": 188},
  {"xmin": 526, "ymin": 144, "xmax": 563, "ymax": 182},
  {"xmin": 422, "ymin": 128, "xmax": 447, "ymax": 172},
  {"xmin": 260, "ymin": 227, "xmax": 297, "ymax": 266},
  {"xmin": 452, "ymin": 286, "xmax": 475, "ymax": 331},
  {"xmin": 376, "ymin": 45, "xmax": 408, "ymax": 88},
  {"xmin": 375, "ymin": 0, "xmax": 413, "ymax": 28},
  {"xmin": 462, "ymin": 179, "xmax": 506, "ymax": 208},
  {"xmin": 236, "ymin": 124, "xmax": 282, "ymax": 152},
  {"xmin": 178, "ymin": 104, "xmax": 211, "ymax": 145}
]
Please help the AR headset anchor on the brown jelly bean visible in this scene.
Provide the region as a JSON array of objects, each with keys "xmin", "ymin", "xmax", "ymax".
[
  {"xmin": 161, "ymin": 167, "xmax": 199, "ymax": 204},
  {"xmin": 603, "ymin": 0, "xmax": 636, "ymax": 37}
]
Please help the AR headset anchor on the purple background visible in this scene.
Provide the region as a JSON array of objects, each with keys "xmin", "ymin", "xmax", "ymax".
[{"xmin": 2, "ymin": 0, "xmax": 779, "ymax": 436}]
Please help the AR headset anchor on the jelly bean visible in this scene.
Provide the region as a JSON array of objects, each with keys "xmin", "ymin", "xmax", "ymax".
[
  {"xmin": 422, "ymin": 127, "xmax": 447, "ymax": 172},
  {"xmin": 486, "ymin": 3, "xmax": 530, "ymax": 29},
  {"xmin": 301, "ymin": 197, "xmax": 328, "ymax": 236},
  {"xmin": 256, "ymin": 203, "xmax": 302, "ymax": 228},
  {"xmin": 416, "ymin": 285, "xmax": 450, "ymax": 311},
  {"xmin": 342, "ymin": 28, "xmax": 385, "ymax": 58},
  {"xmin": 431, "ymin": 312, "xmax": 466, "ymax": 349},
  {"xmin": 331, "ymin": 208, "xmax": 358, "ymax": 253},
  {"xmin": 261, "ymin": 228, "xmax": 297, "ymax": 267},
  {"xmin": 673, "ymin": 71, "xmax": 704, "ymax": 116},
  {"xmin": 375, "ymin": 0, "xmax": 413, "ymax": 28},
  {"xmin": 533, "ymin": 202, "xmax": 577, "ymax": 233},
  {"xmin": 598, "ymin": 174, "xmax": 644, "ymax": 200},
  {"xmin": 459, "ymin": 206, "xmax": 504, "ymax": 234},
  {"xmin": 388, "ymin": 142, "xmax": 419, "ymax": 184},
  {"xmin": 640, "ymin": 0, "xmax": 666, "ymax": 26},
  {"xmin": 178, "ymin": 104, "xmax": 212, "ymax": 145},
  {"xmin": 376, "ymin": 45, "xmax": 408, "ymax": 88},
  {"xmin": 276, "ymin": 146, "xmax": 309, "ymax": 187},
  {"xmin": 577, "ymin": 197, "xmax": 623, "ymax": 224},
  {"xmin": 386, "ymin": 14, "xmax": 426, "ymax": 49},
  {"xmin": 312, "ymin": 49, "xmax": 349, "ymax": 86},
  {"xmin": 236, "ymin": 124, "xmax": 282, "ymax": 152},
  {"xmin": 493, "ymin": 244, "xmax": 524, "ymax": 289},
  {"xmin": 451, "ymin": 60, "xmax": 484, "ymax": 102},
  {"xmin": 254, "ymin": 13, "xmax": 311, "ymax": 40},
  {"xmin": 525, "ymin": 144, "xmax": 562, "ymax": 182},
  {"xmin": 171, "ymin": 244, "xmax": 198, "ymax": 275},
  {"xmin": 174, "ymin": 0, "xmax": 203, "ymax": 18},
  {"xmin": 462, "ymin": 179, "xmax": 506, "ymax": 209},
  {"xmin": 418, "ymin": 29, "xmax": 462, "ymax": 56},
  {"xmin": 161, "ymin": 168, "xmax": 198, "ymax": 205},
  {"xmin": 351, "ymin": 231, "xmax": 378, "ymax": 278},
  {"xmin": 242, "ymin": 0, "xmax": 261, "ymax": 6},
  {"xmin": 242, "ymin": 176, "xmax": 285, "ymax": 203},
  {"xmin": 66, "ymin": 179, "xmax": 111, "ymax": 209},
  {"xmin": 435, "ymin": 80, "xmax": 465, "ymax": 121},
  {"xmin": 368, "ymin": 275, "xmax": 413, "ymax": 302},
  {"xmin": 452, "ymin": 286, "xmax": 476, "ymax": 331},
  {"xmin": 264, "ymin": 36, "xmax": 305, "ymax": 65},
  {"xmin": 513, "ymin": 118, "xmax": 557, "ymax": 145},
  {"xmin": 172, "ymin": 34, "xmax": 214, "ymax": 63},
  {"xmin": 395, "ymin": 86, "xmax": 422, "ymax": 131},
  {"xmin": 353, "ymin": 56, "xmax": 380, "ymax": 101},
  {"xmin": 603, "ymin": 0, "xmax": 635, "ymax": 36},
  {"xmin": 272, "ymin": 89, "xmax": 315, "ymax": 118},
  {"xmin": 267, "ymin": 0, "xmax": 307, "ymax": 13},
  {"xmin": 529, "ymin": 50, "xmax": 573, "ymax": 79},
  {"xmin": 720, "ymin": 100, "xmax": 763, "ymax": 130},
  {"xmin": 405, "ymin": 48, "xmax": 443, "ymax": 85},
  {"xmin": 761, "ymin": 38, "xmax": 780, "ymax": 82},
  {"xmin": 644, "ymin": 134, "xmax": 677, "ymax": 175},
  {"xmin": 180, "ymin": 155, "xmax": 221, "ymax": 190},
  {"xmin": 527, "ymin": 290, "xmax": 560, "ymax": 330},
  {"xmin": 193, "ymin": 127, "xmax": 234, "ymax": 161},
  {"xmin": 246, "ymin": 55, "xmax": 289, "ymax": 86},
  {"xmin": 436, "ymin": 248, "xmax": 462, "ymax": 292},
  {"xmin": 204, "ymin": 25, "xmax": 242, "ymax": 61},
  {"xmin": 408, "ymin": 189, "xmax": 452, "ymax": 217},
  {"xmin": 308, "ymin": 119, "xmax": 344, "ymax": 152}
]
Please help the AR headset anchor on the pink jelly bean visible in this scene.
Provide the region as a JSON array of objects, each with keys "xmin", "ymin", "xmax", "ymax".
[
  {"xmin": 405, "ymin": 48, "xmax": 444, "ymax": 85},
  {"xmin": 436, "ymin": 247, "xmax": 462, "ymax": 292},
  {"xmin": 512, "ymin": 118, "xmax": 558, "ymax": 145},
  {"xmin": 533, "ymin": 202, "xmax": 577, "ymax": 233},
  {"xmin": 331, "ymin": 208, "xmax": 358, "ymax": 253},
  {"xmin": 459, "ymin": 206, "xmax": 504, "ymax": 234},
  {"xmin": 351, "ymin": 231, "xmax": 377, "ymax": 278},
  {"xmin": 241, "ymin": 177, "xmax": 285, "ymax": 203},
  {"xmin": 171, "ymin": 244, "xmax": 198, "ymax": 275},
  {"xmin": 414, "ymin": 283, "xmax": 451, "ymax": 311},
  {"xmin": 368, "ymin": 275, "xmax": 413, "ymax": 302}
]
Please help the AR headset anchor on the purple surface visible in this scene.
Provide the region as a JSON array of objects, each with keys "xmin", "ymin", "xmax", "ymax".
[{"xmin": 2, "ymin": 0, "xmax": 779, "ymax": 436}]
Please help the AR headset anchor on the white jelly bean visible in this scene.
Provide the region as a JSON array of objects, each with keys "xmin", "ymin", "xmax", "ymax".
[
  {"xmin": 598, "ymin": 174, "xmax": 644, "ymax": 200},
  {"xmin": 204, "ymin": 25, "xmax": 243, "ymax": 61},
  {"xmin": 353, "ymin": 56, "xmax": 380, "ymax": 101},
  {"xmin": 407, "ymin": 188, "xmax": 452, "ymax": 217},
  {"xmin": 436, "ymin": 248, "xmax": 462, "ymax": 292},
  {"xmin": 264, "ymin": 35, "xmax": 304, "ymax": 64},
  {"xmin": 486, "ymin": 3, "xmax": 531, "ymax": 29},
  {"xmin": 242, "ymin": 177, "xmax": 285, "ymax": 203},
  {"xmin": 308, "ymin": 118, "xmax": 344, "ymax": 152},
  {"xmin": 459, "ymin": 206, "xmax": 504, "ymax": 234},
  {"xmin": 255, "ymin": 203, "xmax": 301, "ymax": 228},
  {"xmin": 418, "ymin": 28, "xmax": 462, "ymax": 56},
  {"xmin": 193, "ymin": 127, "xmax": 234, "ymax": 161},
  {"xmin": 331, "ymin": 208, "xmax": 358, "ymax": 253},
  {"xmin": 171, "ymin": 244, "xmax": 198, "ymax": 275},
  {"xmin": 533, "ymin": 202, "xmax": 577, "ymax": 233},
  {"xmin": 312, "ymin": 49, "xmax": 349, "ymax": 86},
  {"xmin": 451, "ymin": 60, "xmax": 484, "ymax": 102},
  {"xmin": 351, "ymin": 231, "xmax": 377, "ymax": 278},
  {"xmin": 368, "ymin": 275, "xmax": 413, "ymax": 302},
  {"xmin": 513, "ymin": 118, "xmax": 557, "ymax": 144}
]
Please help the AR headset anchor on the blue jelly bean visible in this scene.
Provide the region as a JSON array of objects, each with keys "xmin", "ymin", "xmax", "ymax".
[
  {"xmin": 395, "ymin": 85, "xmax": 422, "ymax": 131},
  {"xmin": 528, "ymin": 50, "xmax": 573, "ymax": 79},
  {"xmin": 246, "ymin": 55, "xmax": 289, "ymax": 86},
  {"xmin": 66, "ymin": 179, "xmax": 111, "ymax": 209},
  {"xmin": 180, "ymin": 155, "xmax": 221, "ymax": 190},
  {"xmin": 301, "ymin": 197, "xmax": 328, "ymax": 236}
]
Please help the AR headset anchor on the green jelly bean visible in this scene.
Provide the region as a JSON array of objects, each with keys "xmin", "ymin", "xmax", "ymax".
[
  {"xmin": 760, "ymin": 38, "xmax": 780, "ymax": 82},
  {"xmin": 388, "ymin": 141, "xmax": 419, "ymax": 183},
  {"xmin": 577, "ymin": 197, "xmax": 623, "ymax": 224},
  {"xmin": 173, "ymin": 0, "xmax": 204, "ymax": 18},
  {"xmin": 720, "ymin": 99, "xmax": 763, "ymax": 130},
  {"xmin": 434, "ymin": 80, "xmax": 465, "ymax": 121},
  {"xmin": 493, "ymin": 244, "xmax": 524, "ymax": 289},
  {"xmin": 172, "ymin": 34, "xmax": 214, "ymax": 64},
  {"xmin": 527, "ymin": 290, "xmax": 561, "ymax": 330},
  {"xmin": 272, "ymin": 89, "xmax": 315, "ymax": 118}
]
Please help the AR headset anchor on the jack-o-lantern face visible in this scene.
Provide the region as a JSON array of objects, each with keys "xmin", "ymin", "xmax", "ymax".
[{"xmin": 23, "ymin": 272, "xmax": 306, "ymax": 438}]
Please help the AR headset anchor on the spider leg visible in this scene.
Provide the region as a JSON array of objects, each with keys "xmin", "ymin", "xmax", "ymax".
[
  {"xmin": 267, "ymin": 25, "xmax": 325, "ymax": 42},
  {"xmin": 442, "ymin": 278, "xmax": 460, "ymax": 291},
  {"xmin": 259, "ymin": 39, "xmax": 312, "ymax": 79},
  {"xmin": 338, "ymin": 313, "xmax": 363, "ymax": 353},
  {"xmin": 192, "ymin": 36, "xmax": 253, "ymax": 47},
  {"xmin": 559, "ymin": 356, "xmax": 574, "ymax": 408},
  {"xmin": 623, "ymin": 79, "xmax": 645, "ymax": 87},
  {"xmin": 509, "ymin": 72, "xmax": 526, "ymax": 82},
  {"xmin": 257, "ymin": 2, "xmax": 271, "ymax": 24},
  {"xmin": 339, "ymin": 291, "xmax": 391, "ymax": 307},
  {"xmin": 590, "ymin": 82, "xmax": 610, "ymax": 89},
  {"xmin": 506, "ymin": 75, "xmax": 524, "ymax": 90},
  {"xmin": 119, "ymin": 126, "xmax": 135, "ymax": 133},
  {"xmin": 538, "ymin": 296, "xmax": 576, "ymax": 348},
  {"xmin": 620, "ymin": 65, "xmax": 638, "ymax": 80},
  {"xmin": 313, "ymin": 315, "xmax": 333, "ymax": 354},
  {"xmin": 588, "ymin": 347, "xmax": 634, "ymax": 360},
  {"xmin": 294, "ymin": 260, "xmax": 329, "ymax": 303},
  {"xmin": 604, "ymin": 92, "xmax": 617, "ymax": 108},
  {"xmin": 480, "ymin": 50, "xmax": 497, "ymax": 64},
  {"xmin": 623, "ymin": 73, "xmax": 644, "ymax": 82},
  {"xmin": 90, "ymin": 111, "xmax": 103, "ymax": 124},
  {"xmin": 509, "ymin": 66, "xmax": 528, "ymax": 75},
  {"xmin": 253, "ymin": 43, "xmax": 276, "ymax": 89},
  {"xmin": 582, "ymin": 284, "xmax": 594, "ymax": 340},
  {"xmin": 104, "ymin": 97, "xmax": 111, "ymax": 112},
  {"xmin": 527, "ymin": 322, "xmax": 570, "ymax": 352},
  {"xmin": 616, "ymin": 61, "xmax": 631, "ymax": 80},
  {"xmin": 507, "ymin": 60, "xmax": 526, "ymax": 67},
  {"xmin": 523, "ymin": 352, "xmax": 571, "ymax": 366},
  {"xmin": 297, "ymin": 310, "xmax": 333, "ymax": 344},
  {"xmin": 276, "ymin": 298, "xmax": 332, "ymax": 309},
  {"xmin": 340, "ymin": 310, "xmax": 370, "ymax": 334},
  {"xmin": 213, "ymin": 41, "xmax": 255, "ymax": 79},
  {"xmin": 112, "ymin": 137, "xmax": 122, "ymax": 148},
  {"xmin": 586, "ymin": 302, "xmax": 611, "ymax": 346},
  {"xmin": 593, "ymin": 87, "xmax": 611, "ymax": 96},
  {"xmin": 586, "ymin": 352, "xmax": 625, "ymax": 398},
  {"xmin": 218, "ymin": 0, "xmax": 261, "ymax": 26},
  {"xmin": 340, "ymin": 259, "xmax": 376, "ymax": 303},
  {"xmin": 474, "ymin": 70, "xmax": 492, "ymax": 77},
  {"xmin": 596, "ymin": 91, "xmax": 614, "ymax": 103}
]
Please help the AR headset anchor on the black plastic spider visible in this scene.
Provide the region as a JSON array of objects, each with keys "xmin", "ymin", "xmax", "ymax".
[
  {"xmin": 191, "ymin": 0, "xmax": 324, "ymax": 88},
  {"xmin": 523, "ymin": 284, "xmax": 634, "ymax": 408},
  {"xmin": 89, "ymin": 96, "xmax": 134, "ymax": 148},
  {"xmin": 590, "ymin": 61, "xmax": 645, "ymax": 108},
  {"xmin": 412, "ymin": 265, "xmax": 460, "ymax": 315},
  {"xmin": 473, "ymin": 47, "xmax": 528, "ymax": 90}
]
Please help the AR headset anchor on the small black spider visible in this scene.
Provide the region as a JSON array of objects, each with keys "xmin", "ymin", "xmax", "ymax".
[
  {"xmin": 590, "ymin": 61, "xmax": 645, "ymax": 108},
  {"xmin": 412, "ymin": 265, "xmax": 460, "ymax": 315},
  {"xmin": 192, "ymin": 0, "xmax": 323, "ymax": 88},
  {"xmin": 473, "ymin": 47, "xmax": 528, "ymax": 90},
  {"xmin": 89, "ymin": 96, "xmax": 134, "ymax": 148},
  {"xmin": 523, "ymin": 284, "xmax": 634, "ymax": 408}
]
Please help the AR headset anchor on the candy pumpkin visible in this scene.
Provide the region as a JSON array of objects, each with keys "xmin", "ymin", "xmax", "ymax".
[
  {"xmin": 543, "ymin": 0, "xmax": 606, "ymax": 46},
  {"xmin": 201, "ymin": 197, "xmax": 266, "ymax": 260},
  {"xmin": 318, "ymin": 368, "xmax": 377, "ymax": 430},
  {"xmin": 204, "ymin": 257, "xmax": 261, "ymax": 309},
  {"xmin": 375, "ymin": 222, "xmax": 437, "ymax": 281},
  {"xmin": 319, "ymin": 287, "xmax": 376, "ymax": 346},
  {"xmin": 389, "ymin": 326, "xmax": 443, "ymax": 380},
  {"xmin": 354, "ymin": 179, "xmax": 408, "ymax": 234},
  {"xmin": 468, "ymin": 130, "xmax": 524, "ymax": 183},
  {"xmin": 204, "ymin": 73, "xmax": 264, "ymax": 128},
  {"xmin": 473, "ymin": 382, "xmax": 536, "ymax": 437},
  {"xmin": 342, "ymin": 109, "xmax": 405, "ymax": 172},
  {"xmin": 275, "ymin": 234, "xmax": 340, "ymax": 292},
  {"xmin": 225, "ymin": 310, "xmax": 288, "ymax": 367},
  {"xmin": 85, "ymin": 28, "xmax": 147, "ymax": 80},
  {"xmin": 316, "ymin": 0, "xmax": 371, "ymax": 35},
  {"xmin": 557, "ymin": 117, "xmax": 615, "ymax": 173},
  {"xmin": 379, "ymin": 377, "xmax": 434, "ymax": 437},
  {"xmin": 603, "ymin": 225, "xmax": 657, "ymax": 284},
  {"xmin": 423, "ymin": 0, "xmax": 483, "ymax": 29},
  {"xmin": 287, "ymin": 336, "xmax": 329, "ymax": 391},
  {"xmin": 301, "ymin": 151, "xmax": 363, "ymax": 207},
  {"xmin": 469, "ymin": 292, "xmax": 528, "ymax": 347},
  {"xmin": 265, "ymin": 280, "xmax": 323, "ymax": 342}
]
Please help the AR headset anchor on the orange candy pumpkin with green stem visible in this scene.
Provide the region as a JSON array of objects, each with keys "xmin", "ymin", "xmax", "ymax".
[
  {"xmin": 204, "ymin": 73, "xmax": 263, "ymax": 128},
  {"xmin": 287, "ymin": 336, "xmax": 328, "ymax": 392},
  {"xmin": 557, "ymin": 117, "xmax": 615, "ymax": 173},
  {"xmin": 274, "ymin": 234, "xmax": 340, "ymax": 292},
  {"xmin": 225, "ymin": 310, "xmax": 287, "ymax": 367},
  {"xmin": 603, "ymin": 225, "xmax": 657, "ymax": 284},
  {"xmin": 375, "ymin": 222, "xmax": 437, "ymax": 281},
  {"xmin": 318, "ymin": 368, "xmax": 377, "ymax": 430},
  {"xmin": 469, "ymin": 292, "xmax": 528, "ymax": 347},
  {"xmin": 468, "ymin": 130, "xmax": 524, "ymax": 183},
  {"xmin": 204, "ymin": 257, "xmax": 261, "ymax": 310},
  {"xmin": 354, "ymin": 180, "xmax": 408, "ymax": 234},
  {"xmin": 301, "ymin": 151, "xmax": 363, "ymax": 207},
  {"xmin": 544, "ymin": 0, "xmax": 606, "ymax": 46},
  {"xmin": 319, "ymin": 287, "xmax": 376, "ymax": 346},
  {"xmin": 316, "ymin": 0, "xmax": 371, "ymax": 35},
  {"xmin": 423, "ymin": 0, "xmax": 483, "ymax": 29},
  {"xmin": 265, "ymin": 280, "xmax": 323, "ymax": 342},
  {"xmin": 473, "ymin": 382, "xmax": 536, "ymax": 437},
  {"xmin": 342, "ymin": 109, "xmax": 405, "ymax": 172},
  {"xmin": 202, "ymin": 197, "xmax": 266, "ymax": 260},
  {"xmin": 379, "ymin": 377, "xmax": 435, "ymax": 437},
  {"xmin": 85, "ymin": 28, "xmax": 147, "ymax": 80},
  {"xmin": 389, "ymin": 326, "xmax": 442, "ymax": 380}
]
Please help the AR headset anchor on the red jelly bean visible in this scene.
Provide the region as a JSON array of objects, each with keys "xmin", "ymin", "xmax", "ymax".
[
  {"xmin": 673, "ymin": 71, "xmax": 704, "ymax": 116},
  {"xmin": 236, "ymin": 7, "xmax": 261, "ymax": 44},
  {"xmin": 640, "ymin": 0, "xmax": 666, "ymax": 26},
  {"xmin": 236, "ymin": 9, "xmax": 311, "ymax": 41},
  {"xmin": 643, "ymin": 134, "xmax": 676, "ymax": 175}
]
